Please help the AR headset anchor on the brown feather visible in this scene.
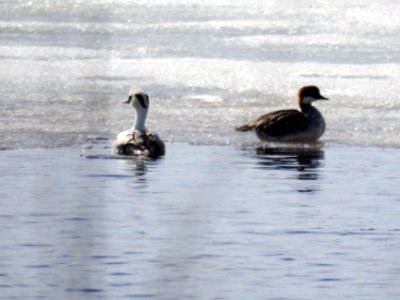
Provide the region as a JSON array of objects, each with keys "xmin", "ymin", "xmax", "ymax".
[{"xmin": 114, "ymin": 131, "xmax": 165, "ymax": 158}]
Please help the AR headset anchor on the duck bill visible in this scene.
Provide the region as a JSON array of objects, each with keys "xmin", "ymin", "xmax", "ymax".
[
  {"xmin": 319, "ymin": 95, "xmax": 329, "ymax": 100},
  {"xmin": 123, "ymin": 96, "xmax": 132, "ymax": 104}
]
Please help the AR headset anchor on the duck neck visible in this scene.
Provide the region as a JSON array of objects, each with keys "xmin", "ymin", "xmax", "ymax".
[
  {"xmin": 132, "ymin": 109, "xmax": 147, "ymax": 132},
  {"xmin": 300, "ymin": 103, "xmax": 313, "ymax": 113}
]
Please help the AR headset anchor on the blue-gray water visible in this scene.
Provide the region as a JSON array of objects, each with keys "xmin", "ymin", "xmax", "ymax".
[
  {"xmin": 1, "ymin": 0, "xmax": 400, "ymax": 299},
  {"xmin": 1, "ymin": 143, "xmax": 400, "ymax": 299}
]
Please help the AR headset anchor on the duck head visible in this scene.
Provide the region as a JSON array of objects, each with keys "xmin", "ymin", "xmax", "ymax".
[
  {"xmin": 124, "ymin": 88, "xmax": 149, "ymax": 132},
  {"xmin": 298, "ymin": 85, "xmax": 329, "ymax": 107},
  {"xmin": 124, "ymin": 88, "xmax": 149, "ymax": 110}
]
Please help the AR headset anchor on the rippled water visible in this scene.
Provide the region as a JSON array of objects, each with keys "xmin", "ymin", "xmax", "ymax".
[
  {"xmin": 1, "ymin": 0, "xmax": 400, "ymax": 148},
  {"xmin": 1, "ymin": 143, "xmax": 400, "ymax": 299}
]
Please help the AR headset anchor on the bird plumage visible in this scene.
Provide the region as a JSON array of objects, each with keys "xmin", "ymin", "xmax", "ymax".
[
  {"xmin": 113, "ymin": 89, "xmax": 165, "ymax": 158},
  {"xmin": 236, "ymin": 86, "xmax": 328, "ymax": 142}
]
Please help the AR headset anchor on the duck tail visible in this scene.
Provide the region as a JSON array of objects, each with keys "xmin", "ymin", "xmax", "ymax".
[{"xmin": 235, "ymin": 124, "xmax": 253, "ymax": 132}]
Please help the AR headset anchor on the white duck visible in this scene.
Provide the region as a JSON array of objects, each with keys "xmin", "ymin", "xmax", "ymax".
[{"xmin": 113, "ymin": 88, "xmax": 165, "ymax": 158}]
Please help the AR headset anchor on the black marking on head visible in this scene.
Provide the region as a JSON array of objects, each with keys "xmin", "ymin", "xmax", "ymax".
[
  {"xmin": 300, "ymin": 86, "xmax": 320, "ymax": 98},
  {"xmin": 136, "ymin": 94, "xmax": 148, "ymax": 109},
  {"xmin": 299, "ymin": 86, "xmax": 328, "ymax": 100},
  {"xmin": 128, "ymin": 95, "xmax": 133, "ymax": 103}
]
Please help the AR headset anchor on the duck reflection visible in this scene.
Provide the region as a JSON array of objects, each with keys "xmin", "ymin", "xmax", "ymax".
[
  {"xmin": 127, "ymin": 157, "xmax": 149, "ymax": 187},
  {"xmin": 253, "ymin": 144, "xmax": 324, "ymax": 191},
  {"xmin": 82, "ymin": 151, "xmax": 162, "ymax": 190}
]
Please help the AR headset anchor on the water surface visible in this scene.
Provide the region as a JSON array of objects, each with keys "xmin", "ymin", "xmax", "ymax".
[{"xmin": 1, "ymin": 143, "xmax": 399, "ymax": 299}]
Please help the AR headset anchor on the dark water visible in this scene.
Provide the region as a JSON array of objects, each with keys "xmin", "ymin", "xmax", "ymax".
[
  {"xmin": 1, "ymin": 142, "xmax": 399, "ymax": 299},
  {"xmin": 2, "ymin": 0, "xmax": 400, "ymax": 149}
]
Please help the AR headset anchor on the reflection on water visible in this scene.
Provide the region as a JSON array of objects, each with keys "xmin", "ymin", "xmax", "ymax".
[
  {"xmin": 2, "ymin": 144, "xmax": 400, "ymax": 300},
  {"xmin": 82, "ymin": 152, "xmax": 165, "ymax": 190},
  {"xmin": 252, "ymin": 144, "xmax": 324, "ymax": 193},
  {"xmin": 253, "ymin": 144, "xmax": 323, "ymax": 171},
  {"xmin": 129, "ymin": 159, "xmax": 148, "ymax": 186},
  {"xmin": 121, "ymin": 157, "xmax": 155, "ymax": 190}
]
